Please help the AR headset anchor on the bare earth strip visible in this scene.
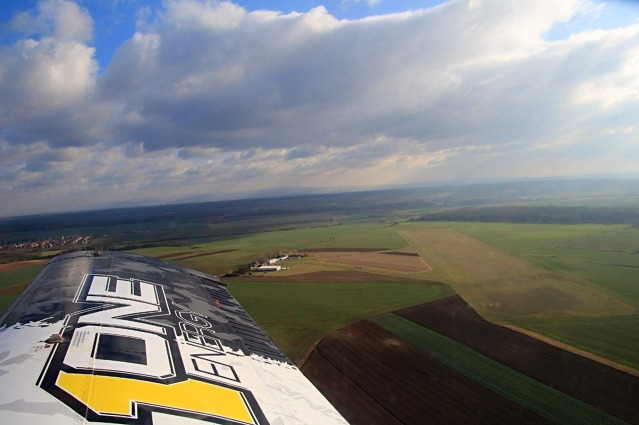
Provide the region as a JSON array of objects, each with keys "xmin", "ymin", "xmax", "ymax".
[
  {"xmin": 158, "ymin": 249, "xmax": 237, "ymax": 260},
  {"xmin": 381, "ymin": 251, "xmax": 421, "ymax": 257},
  {"xmin": 0, "ymin": 282, "xmax": 31, "ymax": 295},
  {"xmin": 0, "ymin": 260, "xmax": 47, "ymax": 273},
  {"xmin": 399, "ymin": 230, "xmax": 634, "ymax": 319},
  {"xmin": 303, "ymin": 248, "xmax": 388, "ymax": 252},
  {"xmin": 500, "ymin": 323, "xmax": 639, "ymax": 378}
]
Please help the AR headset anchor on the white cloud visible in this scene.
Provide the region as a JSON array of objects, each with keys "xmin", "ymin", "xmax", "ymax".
[
  {"xmin": 341, "ymin": 0, "xmax": 381, "ymax": 8},
  {"xmin": 0, "ymin": 0, "xmax": 98, "ymax": 149},
  {"xmin": 2, "ymin": 0, "xmax": 639, "ymax": 216},
  {"xmin": 9, "ymin": 0, "xmax": 93, "ymax": 42},
  {"xmin": 162, "ymin": 0, "xmax": 245, "ymax": 31}
]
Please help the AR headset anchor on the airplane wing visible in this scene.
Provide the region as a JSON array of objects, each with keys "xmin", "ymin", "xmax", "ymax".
[{"xmin": 0, "ymin": 250, "xmax": 348, "ymax": 425}]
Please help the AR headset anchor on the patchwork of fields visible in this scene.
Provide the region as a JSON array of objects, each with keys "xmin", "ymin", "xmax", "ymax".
[
  {"xmin": 399, "ymin": 230, "xmax": 634, "ymax": 320},
  {"xmin": 2, "ymin": 221, "xmax": 638, "ymax": 372},
  {"xmin": 302, "ymin": 296, "xmax": 638, "ymax": 424},
  {"xmin": 309, "ymin": 249, "xmax": 432, "ymax": 274},
  {"xmin": 226, "ymin": 277, "xmax": 451, "ymax": 362}
]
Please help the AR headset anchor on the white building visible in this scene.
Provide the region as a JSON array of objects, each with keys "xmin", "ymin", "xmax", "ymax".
[{"xmin": 256, "ymin": 265, "xmax": 282, "ymax": 272}]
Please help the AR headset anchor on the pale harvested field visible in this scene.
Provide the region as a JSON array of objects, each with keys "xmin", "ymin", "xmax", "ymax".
[
  {"xmin": 315, "ymin": 251, "xmax": 432, "ymax": 274},
  {"xmin": 400, "ymin": 231, "xmax": 634, "ymax": 319}
]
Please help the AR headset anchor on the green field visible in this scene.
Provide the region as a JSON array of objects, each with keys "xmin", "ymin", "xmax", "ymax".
[
  {"xmin": 0, "ymin": 262, "xmax": 46, "ymax": 314},
  {"xmin": 393, "ymin": 222, "xmax": 639, "ymax": 369},
  {"xmin": 131, "ymin": 222, "xmax": 407, "ymax": 276},
  {"xmin": 227, "ymin": 281, "xmax": 451, "ymax": 362},
  {"xmin": 373, "ymin": 313, "xmax": 628, "ymax": 425},
  {"xmin": 458, "ymin": 224, "xmax": 639, "ymax": 307},
  {"xmin": 512, "ymin": 315, "xmax": 639, "ymax": 370}
]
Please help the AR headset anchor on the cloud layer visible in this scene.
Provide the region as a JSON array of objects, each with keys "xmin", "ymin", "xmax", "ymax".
[{"xmin": 1, "ymin": 0, "xmax": 639, "ymax": 216}]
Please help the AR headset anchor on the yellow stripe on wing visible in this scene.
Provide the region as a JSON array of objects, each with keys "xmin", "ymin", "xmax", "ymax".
[{"xmin": 56, "ymin": 371, "xmax": 256, "ymax": 424}]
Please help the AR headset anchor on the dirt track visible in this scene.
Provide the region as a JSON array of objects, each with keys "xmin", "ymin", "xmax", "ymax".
[
  {"xmin": 301, "ymin": 296, "xmax": 639, "ymax": 424},
  {"xmin": 303, "ymin": 248, "xmax": 389, "ymax": 252}
]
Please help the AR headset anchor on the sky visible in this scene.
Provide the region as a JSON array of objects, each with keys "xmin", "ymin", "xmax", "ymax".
[{"xmin": 1, "ymin": 0, "xmax": 639, "ymax": 217}]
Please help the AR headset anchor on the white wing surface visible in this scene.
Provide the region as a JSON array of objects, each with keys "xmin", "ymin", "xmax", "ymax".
[{"xmin": 0, "ymin": 251, "xmax": 348, "ymax": 425}]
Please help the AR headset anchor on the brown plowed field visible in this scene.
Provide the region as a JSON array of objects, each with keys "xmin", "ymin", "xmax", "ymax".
[
  {"xmin": 0, "ymin": 281, "xmax": 31, "ymax": 295},
  {"xmin": 301, "ymin": 321, "xmax": 549, "ymax": 425},
  {"xmin": 0, "ymin": 260, "xmax": 46, "ymax": 272},
  {"xmin": 157, "ymin": 249, "xmax": 237, "ymax": 260},
  {"xmin": 381, "ymin": 251, "xmax": 421, "ymax": 257},
  {"xmin": 303, "ymin": 248, "xmax": 389, "ymax": 252},
  {"xmin": 396, "ymin": 296, "xmax": 639, "ymax": 424}
]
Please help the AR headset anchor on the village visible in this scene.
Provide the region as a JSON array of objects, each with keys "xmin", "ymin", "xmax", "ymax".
[{"xmin": 0, "ymin": 235, "xmax": 94, "ymax": 251}]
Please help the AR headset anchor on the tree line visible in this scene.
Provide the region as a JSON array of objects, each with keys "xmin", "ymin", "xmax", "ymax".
[{"xmin": 413, "ymin": 206, "xmax": 639, "ymax": 225}]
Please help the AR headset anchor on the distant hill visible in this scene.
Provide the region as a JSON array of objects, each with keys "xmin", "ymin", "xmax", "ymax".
[{"xmin": 2, "ymin": 177, "xmax": 638, "ymax": 237}]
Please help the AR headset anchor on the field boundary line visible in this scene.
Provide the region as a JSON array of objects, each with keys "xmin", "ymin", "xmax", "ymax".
[
  {"xmin": 500, "ymin": 323, "xmax": 639, "ymax": 378},
  {"xmin": 373, "ymin": 313, "xmax": 629, "ymax": 425}
]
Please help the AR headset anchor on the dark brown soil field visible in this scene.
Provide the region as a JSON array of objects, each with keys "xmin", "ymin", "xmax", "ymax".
[
  {"xmin": 397, "ymin": 296, "xmax": 639, "ymax": 424},
  {"xmin": 0, "ymin": 282, "xmax": 30, "ymax": 295},
  {"xmin": 156, "ymin": 251, "xmax": 195, "ymax": 259},
  {"xmin": 302, "ymin": 296, "xmax": 639, "ymax": 424},
  {"xmin": 381, "ymin": 251, "xmax": 421, "ymax": 257},
  {"xmin": 0, "ymin": 259, "xmax": 46, "ymax": 272},
  {"xmin": 302, "ymin": 247, "xmax": 390, "ymax": 252},
  {"xmin": 301, "ymin": 321, "xmax": 549, "ymax": 425},
  {"xmin": 157, "ymin": 249, "xmax": 237, "ymax": 260}
]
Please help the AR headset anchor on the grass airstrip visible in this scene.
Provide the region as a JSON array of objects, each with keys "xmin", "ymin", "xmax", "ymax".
[{"xmin": 1, "ymin": 221, "xmax": 638, "ymax": 369}]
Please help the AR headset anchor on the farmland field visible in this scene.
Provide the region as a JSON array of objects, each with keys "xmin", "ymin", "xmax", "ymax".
[
  {"xmin": 302, "ymin": 320, "xmax": 547, "ymax": 425},
  {"xmin": 372, "ymin": 313, "xmax": 627, "ymax": 425},
  {"xmin": 311, "ymin": 250, "xmax": 431, "ymax": 274},
  {"xmin": 0, "ymin": 261, "xmax": 46, "ymax": 314},
  {"xmin": 226, "ymin": 279, "xmax": 451, "ymax": 362},
  {"xmin": 395, "ymin": 296, "xmax": 639, "ymax": 421},
  {"xmin": 398, "ymin": 229, "xmax": 634, "ymax": 320},
  {"xmin": 511, "ymin": 315, "xmax": 639, "ymax": 370},
  {"xmin": 2, "ymin": 217, "xmax": 639, "ymax": 371},
  {"xmin": 3, "ymin": 184, "xmax": 639, "ymax": 424},
  {"xmin": 302, "ymin": 294, "xmax": 639, "ymax": 424},
  {"xmin": 397, "ymin": 223, "xmax": 639, "ymax": 369}
]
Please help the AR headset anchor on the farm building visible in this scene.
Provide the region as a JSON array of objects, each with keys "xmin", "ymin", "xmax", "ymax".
[
  {"xmin": 256, "ymin": 265, "xmax": 282, "ymax": 272},
  {"xmin": 268, "ymin": 255, "xmax": 289, "ymax": 265}
]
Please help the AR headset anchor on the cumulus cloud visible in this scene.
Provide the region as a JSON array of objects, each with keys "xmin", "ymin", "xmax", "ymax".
[
  {"xmin": 8, "ymin": 0, "xmax": 93, "ymax": 42},
  {"xmin": 0, "ymin": 0, "xmax": 99, "ymax": 149},
  {"xmin": 341, "ymin": 0, "xmax": 381, "ymax": 8},
  {"xmin": 1, "ymin": 0, "xmax": 639, "ymax": 216},
  {"xmin": 100, "ymin": 0, "xmax": 596, "ymax": 154}
]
